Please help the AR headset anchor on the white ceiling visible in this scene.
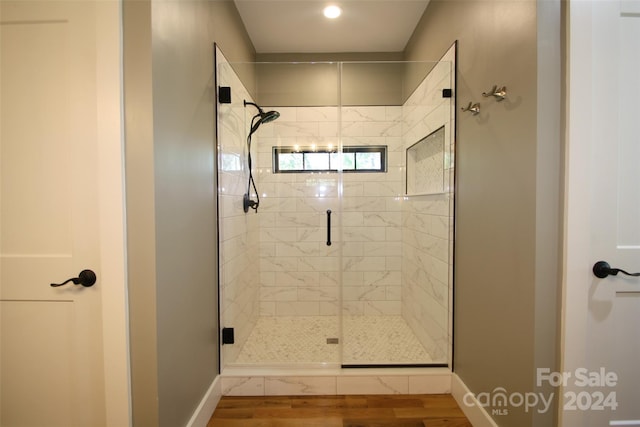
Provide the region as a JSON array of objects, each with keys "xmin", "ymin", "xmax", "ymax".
[{"xmin": 233, "ymin": 0, "xmax": 431, "ymax": 53}]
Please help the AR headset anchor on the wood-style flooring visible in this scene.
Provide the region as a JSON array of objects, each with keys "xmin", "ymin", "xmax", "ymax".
[{"xmin": 208, "ymin": 394, "xmax": 472, "ymax": 427}]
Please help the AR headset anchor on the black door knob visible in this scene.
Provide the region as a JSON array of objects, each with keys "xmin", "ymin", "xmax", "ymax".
[
  {"xmin": 593, "ymin": 261, "xmax": 640, "ymax": 279},
  {"xmin": 51, "ymin": 269, "xmax": 97, "ymax": 287}
]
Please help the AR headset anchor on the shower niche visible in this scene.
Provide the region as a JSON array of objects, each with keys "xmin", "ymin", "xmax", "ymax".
[
  {"xmin": 215, "ymin": 44, "xmax": 456, "ymax": 371},
  {"xmin": 406, "ymin": 126, "xmax": 446, "ymax": 196}
]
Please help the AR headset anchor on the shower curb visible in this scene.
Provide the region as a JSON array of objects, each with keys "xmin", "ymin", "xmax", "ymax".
[{"xmin": 219, "ymin": 367, "xmax": 452, "ymax": 396}]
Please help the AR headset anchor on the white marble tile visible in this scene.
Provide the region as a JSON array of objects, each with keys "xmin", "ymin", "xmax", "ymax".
[
  {"xmin": 363, "ymin": 301, "xmax": 401, "ymax": 315},
  {"xmin": 298, "ymin": 286, "xmax": 339, "ymax": 302},
  {"xmin": 259, "ymin": 197, "xmax": 297, "ymax": 213},
  {"xmin": 342, "ymin": 227, "xmax": 386, "ymax": 242},
  {"xmin": 339, "ymin": 271, "xmax": 363, "ymax": 285},
  {"xmin": 296, "ymin": 227, "xmax": 324, "ymax": 242},
  {"xmin": 221, "ymin": 377, "xmax": 265, "ymax": 396},
  {"xmin": 337, "ymin": 376, "xmax": 408, "ymax": 395},
  {"xmin": 366, "ymin": 121, "xmax": 403, "ymax": 137},
  {"xmin": 276, "ymin": 241, "xmax": 321, "ymax": 257},
  {"xmin": 265, "ymin": 376, "xmax": 337, "ymax": 395},
  {"xmin": 342, "ymin": 301, "xmax": 364, "ymax": 316},
  {"xmin": 259, "ymin": 256, "xmax": 298, "ymax": 272},
  {"xmin": 259, "ymin": 242, "xmax": 276, "ymax": 257},
  {"xmin": 318, "ymin": 122, "xmax": 339, "ymax": 137},
  {"xmin": 362, "ymin": 182, "xmax": 400, "ymax": 198},
  {"xmin": 342, "ymin": 182, "xmax": 364, "ymax": 198},
  {"xmin": 363, "ymin": 211, "xmax": 402, "ymax": 227},
  {"xmin": 385, "ymin": 226, "xmax": 402, "ymax": 242},
  {"xmin": 259, "ymin": 302, "xmax": 276, "ymax": 316},
  {"xmin": 408, "ymin": 375, "xmax": 452, "ymax": 394},
  {"xmin": 319, "ymin": 301, "xmax": 339, "ymax": 315},
  {"xmin": 275, "ymin": 212, "xmax": 321, "ymax": 228},
  {"xmin": 386, "ymin": 286, "xmax": 401, "ymax": 301},
  {"xmin": 273, "ymin": 121, "xmax": 319, "ymax": 137},
  {"xmin": 268, "ymin": 106, "xmax": 297, "ymax": 122},
  {"xmin": 260, "ymin": 227, "xmax": 297, "ymax": 243},
  {"xmin": 296, "ymin": 106, "xmax": 339, "ymax": 122},
  {"xmin": 273, "ymin": 271, "xmax": 319, "ymax": 287},
  {"xmin": 260, "ymin": 286, "xmax": 298, "ymax": 301},
  {"xmin": 363, "ymin": 241, "xmax": 401, "ymax": 257},
  {"xmin": 342, "ymin": 242, "xmax": 364, "ymax": 257},
  {"xmin": 318, "ymin": 271, "xmax": 340, "ymax": 286},
  {"xmin": 341, "ymin": 212, "xmax": 364, "ymax": 227},
  {"xmin": 363, "ymin": 271, "xmax": 401, "ymax": 286},
  {"xmin": 342, "ymin": 286, "xmax": 386, "ymax": 302},
  {"xmin": 386, "ymin": 256, "xmax": 402, "ymax": 271},
  {"xmin": 341, "ymin": 197, "xmax": 387, "ymax": 212},
  {"xmin": 342, "ymin": 106, "xmax": 387, "ymax": 122},
  {"xmin": 276, "ymin": 301, "xmax": 320, "ymax": 316},
  {"xmin": 297, "ymin": 256, "xmax": 340, "ymax": 272},
  {"xmin": 342, "ymin": 256, "xmax": 388, "ymax": 272},
  {"xmin": 295, "ymin": 197, "xmax": 335, "ymax": 213}
]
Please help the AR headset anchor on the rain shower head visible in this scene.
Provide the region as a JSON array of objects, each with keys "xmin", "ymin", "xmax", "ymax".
[
  {"xmin": 243, "ymin": 100, "xmax": 280, "ymax": 214},
  {"xmin": 244, "ymin": 100, "xmax": 280, "ymax": 135},
  {"xmin": 260, "ymin": 110, "xmax": 280, "ymax": 124}
]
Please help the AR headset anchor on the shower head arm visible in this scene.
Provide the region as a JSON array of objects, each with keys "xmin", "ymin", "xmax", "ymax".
[
  {"xmin": 244, "ymin": 100, "xmax": 264, "ymax": 114},
  {"xmin": 245, "ymin": 100, "xmax": 268, "ymax": 136}
]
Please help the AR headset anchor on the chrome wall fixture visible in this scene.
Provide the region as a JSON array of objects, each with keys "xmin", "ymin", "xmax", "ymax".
[
  {"xmin": 461, "ymin": 102, "xmax": 481, "ymax": 115},
  {"xmin": 482, "ymin": 85, "xmax": 507, "ymax": 101}
]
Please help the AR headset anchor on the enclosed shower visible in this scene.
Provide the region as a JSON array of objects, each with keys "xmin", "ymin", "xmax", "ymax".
[{"xmin": 215, "ymin": 44, "xmax": 456, "ymax": 371}]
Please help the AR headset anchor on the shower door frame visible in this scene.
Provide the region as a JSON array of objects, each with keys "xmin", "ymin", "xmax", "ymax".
[{"xmin": 215, "ymin": 46, "xmax": 457, "ymax": 372}]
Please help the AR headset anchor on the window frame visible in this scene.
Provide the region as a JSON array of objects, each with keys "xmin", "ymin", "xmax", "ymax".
[{"xmin": 272, "ymin": 145, "xmax": 387, "ymax": 173}]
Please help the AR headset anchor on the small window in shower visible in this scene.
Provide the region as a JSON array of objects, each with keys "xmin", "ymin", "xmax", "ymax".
[{"xmin": 273, "ymin": 145, "xmax": 386, "ymax": 173}]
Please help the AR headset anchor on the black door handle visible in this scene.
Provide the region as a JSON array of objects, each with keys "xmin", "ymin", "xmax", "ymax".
[
  {"xmin": 326, "ymin": 209, "xmax": 332, "ymax": 246},
  {"xmin": 51, "ymin": 269, "xmax": 97, "ymax": 287},
  {"xmin": 593, "ymin": 261, "xmax": 640, "ymax": 279}
]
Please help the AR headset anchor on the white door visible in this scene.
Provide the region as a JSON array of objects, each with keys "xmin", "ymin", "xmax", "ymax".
[
  {"xmin": 562, "ymin": 0, "xmax": 640, "ymax": 426},
  {"xmin": 0, "ymin": 1, "xmax": 129, "ymax": 426}
]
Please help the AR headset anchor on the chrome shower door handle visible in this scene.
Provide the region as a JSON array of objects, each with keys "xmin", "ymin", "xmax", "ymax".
[{"xmin": 326, "ymin": 209, "xmax": 332, "ymax": 246}]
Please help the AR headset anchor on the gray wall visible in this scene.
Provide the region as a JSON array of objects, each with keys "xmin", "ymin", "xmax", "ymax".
[
  {"xmin": 405, "ymin": 1, "xmax": 561, "ymax": 426},
  {"xmin": 123, "ymin": 1, "xmax": 255, "ymax": 426},
  {"xmin": 254, "ymin": 52, "xmax": 406, "ymax": 106}
]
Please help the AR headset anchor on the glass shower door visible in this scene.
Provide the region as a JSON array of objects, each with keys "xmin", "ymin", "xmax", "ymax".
[
  {"xmin": 339, "ymin": 54, "xmax": 456, "ymax": 367},
  {"xmin": 216, "ymin": 51, "xmax": 456, "ymax": 370},
  {"xmin": 216, "ymin": 53, "xmax": 343, "ymax": 368}
]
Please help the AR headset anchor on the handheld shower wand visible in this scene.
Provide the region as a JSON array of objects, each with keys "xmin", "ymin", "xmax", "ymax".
[{"xmin": 243, "ymin": 100, "xmax": 280, "ymax": 213}]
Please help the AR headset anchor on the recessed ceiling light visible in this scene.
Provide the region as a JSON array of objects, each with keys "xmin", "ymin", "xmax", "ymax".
[{"xmin": 323, "ymin": 5, "xmax": 341, "ymax": 19}]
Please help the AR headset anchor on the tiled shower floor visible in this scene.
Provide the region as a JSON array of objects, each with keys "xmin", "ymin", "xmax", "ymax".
[{"xmin": 235, "ymin": 316, "xmax": 433, "ymax": 365}]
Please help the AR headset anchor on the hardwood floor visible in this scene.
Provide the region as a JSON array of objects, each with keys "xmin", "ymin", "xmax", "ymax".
[{"xmin": 208, "ymin": 394, "xmax": 472, "ymax": 427}]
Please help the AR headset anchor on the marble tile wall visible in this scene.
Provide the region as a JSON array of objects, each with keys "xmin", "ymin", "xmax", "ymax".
[
  {"xmin": 254, "ymin": 105, "xmax": 404, "ymax": 317},
  {"xmin": 401, "ymin": 46, "xmax": 456, "ymax": 363},
  {"xmin": 216, "ymin": 51, "xmax": 261, "ymax": 365}
]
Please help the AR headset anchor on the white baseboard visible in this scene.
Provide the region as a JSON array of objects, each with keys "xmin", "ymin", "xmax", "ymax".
[
  {"xmin": 451, "ymin": 373, "xmax": 498, "ymax": 427},
  {"xmin": 196, "ymin": 371, "xmax": 490, "ymax": 426},
  {"xmin": 185, "ymin": 375, "xmax": 221, "ymax": 427}
]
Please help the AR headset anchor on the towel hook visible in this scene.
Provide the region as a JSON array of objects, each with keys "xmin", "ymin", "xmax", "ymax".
[
  {"xmin": 482, "ymin": 85, "xmax": 507, "ymax": 101},
  {"xmin": 461, "ymin": 102, "xmax": 480, "ymax": 115}
]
